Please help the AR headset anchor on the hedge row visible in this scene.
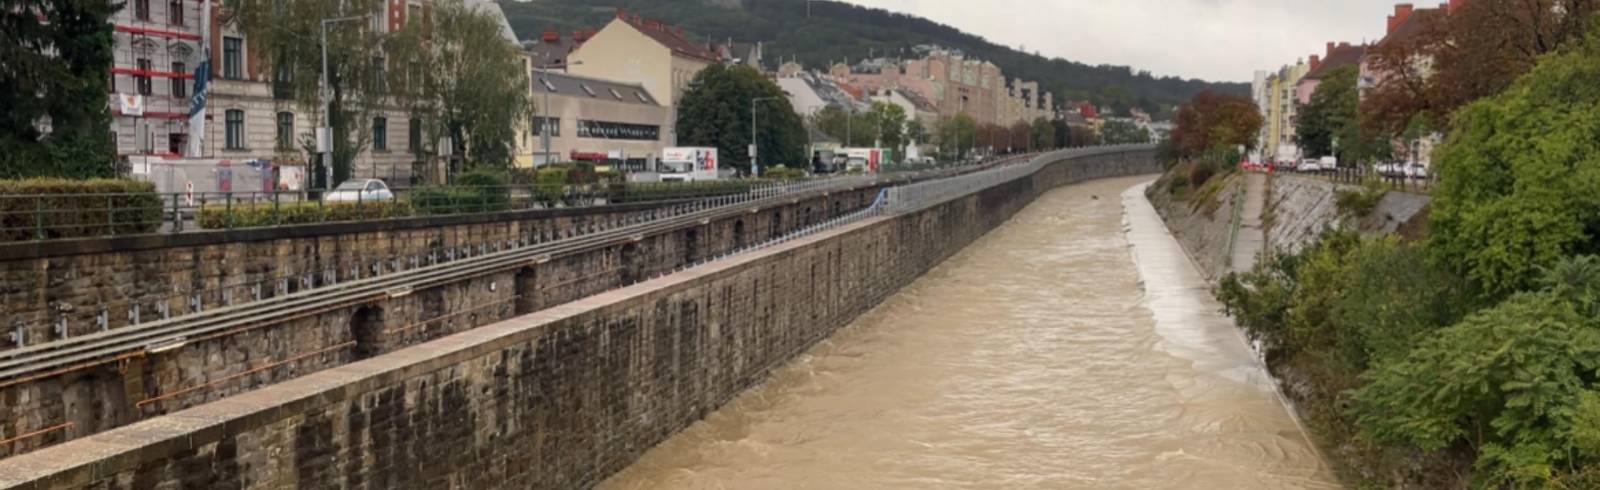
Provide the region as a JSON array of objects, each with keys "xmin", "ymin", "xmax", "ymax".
[
  {"xmin": 197, "ymin": 201, "xmax": 413, "ymax": 229},
  {"xmin": 0, "ymin": 178, "xmax": 162, "ymax": 242}
]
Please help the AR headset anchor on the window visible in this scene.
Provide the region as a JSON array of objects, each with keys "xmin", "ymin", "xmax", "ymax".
[
  {"xmin": 273, "ymin": 61, "xmax": 293, "ymax": 99},
  {"xmin": 275, "ymin": 112, "xmax": 293, "ymax": 150},
  {"xmin": 371, "ymin": 56, "xmax": 386, "ymax": 93},
  {"xmin": 135, "ymin": 59, "xmax": 152, "ymax": 95},
  {"xmin": 171, "ymin": 62, "xmax": 186, "ymax": 98},
  {"xmin": 168, "ymin": 0, "xmax": 183, "ymax": 25},
  {"xmin": 580, "ymin": 84, "xmax": 596, "ymax": 97},
  {"xmin": 223, "ymin": 37, "xmax": 243, "ymax": 79},
  {"xmin": 635, "ymin": 91, "xmax": 649, "ymax": 103},
  {"xmin": 576, "ymin": 120, "xmax": 658, "ymax": 141},
  {"xmin": 608, "ymin": 88, "xmax": 622, "ymax": 100},
  {"xmin": 372, "ymin": 117, "xmax": 387, "ymax": 151},
  {"xmin": 225, "ymin": 109, "xmax": 245, "ymax": 150},
  {"xmin": 539, "ymin": 78, "xmax": 556, "ymax": 92},
  {"xmin": 408, "ymin": 117, "xmax": 422, "ymax": 152},
  {"xmin": 135, "ymin": 0, "xmax": 150, "ymax": 20},
  {"xmin": 531, "ymin": 117, "xmax": 560, "ymax": 137}
]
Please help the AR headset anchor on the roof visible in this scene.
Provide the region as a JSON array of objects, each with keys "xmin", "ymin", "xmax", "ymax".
[
  {"xmin": 895, "ymin": 89, "xmax": 937, "ymax": 112},
  {"xmin": 533, "ymin": 72, "xmax": 660, "ymax": 107},
  {"xmin": 1377, "ymin": 7, "xmax": 1444, "ymax": 49},
  {"xmin": 614, "ymin": 9, "xmax": 720, "ymax": 62},
  {"xmin": 1304, "ymin": 44, "xmax": 1367, "ymax": 80}
]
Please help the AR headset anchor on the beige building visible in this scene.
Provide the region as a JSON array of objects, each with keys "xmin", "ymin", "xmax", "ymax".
[
  {"xmin": 516, "ymin": 70, "xmax": 671, "ymax": 170},
  {"xmin": 568, "ymin": 9, "xmax": 720, "ymax": 111}
]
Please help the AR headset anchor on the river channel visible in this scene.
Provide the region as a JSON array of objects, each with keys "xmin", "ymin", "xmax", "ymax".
[{"xmin": 600, "ymin": 176, "xmax": 1339, "ymax": 489}]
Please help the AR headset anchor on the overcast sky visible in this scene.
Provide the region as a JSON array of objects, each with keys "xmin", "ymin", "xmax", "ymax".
[{"xmin": 836, "ymin": 0, "xmax": 1413, "ymax": 82}]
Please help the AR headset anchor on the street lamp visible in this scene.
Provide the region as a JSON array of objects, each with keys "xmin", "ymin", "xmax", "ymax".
[
  {"xmin": 536, "ymin": 59, "xmax": 582, "ymax": 167},
  {"xmin": 751, "ymin": 96, "xmax": 782, "ymax": 178},
  {"xmin": 320, "ymin": 14, "xmax": 369, "ymax": 191}
]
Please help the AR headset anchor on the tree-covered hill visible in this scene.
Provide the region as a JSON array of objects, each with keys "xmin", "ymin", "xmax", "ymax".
[{"xmin": 499, "ymin": 0, "xmax": 1247, "ymax": 118}]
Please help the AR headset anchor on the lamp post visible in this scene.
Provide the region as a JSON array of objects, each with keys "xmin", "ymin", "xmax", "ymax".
[
  {"xmin": 751, "ymin": 96, "xmax": 782, "ymax": 177},
  {"xmin": 320, "ymin": 14, "xmax": 368, "ymax": 191}
]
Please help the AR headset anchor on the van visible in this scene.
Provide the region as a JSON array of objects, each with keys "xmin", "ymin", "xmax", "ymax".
[{"xmin": 1319, "ymin": 156, "xmax": 1338, "ymax": 171}]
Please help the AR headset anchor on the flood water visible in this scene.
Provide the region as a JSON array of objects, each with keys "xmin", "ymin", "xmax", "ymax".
[{"xmin": 600, "ymin": 176, "xmax": 1340, "ymax": 490}]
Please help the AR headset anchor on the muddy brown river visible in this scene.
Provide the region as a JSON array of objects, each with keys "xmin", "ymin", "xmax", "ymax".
[{"xmin": 600, "ymin": 176, "xmax": 1340, "ymax": 489}]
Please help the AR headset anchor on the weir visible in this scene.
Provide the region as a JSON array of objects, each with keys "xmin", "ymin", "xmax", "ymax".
[{"xmin": 0, "ymin": 146, "xmax": 1158, "ymax": 490}]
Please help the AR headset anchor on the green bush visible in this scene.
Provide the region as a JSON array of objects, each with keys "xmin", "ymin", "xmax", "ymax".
[
  {"xmin": 762, "ymin": 165, "xmax": 808, "ymax": 180},
  {"xmin": 411, "ymin": 167, "xmax": 511, "ymax": 214},
  {"xmin": 196, "ymin": 200, "xmax": 412, "ymax": 229},
  {"xmin": 0, "ymin": 178, "xmax": 161, "ymax": 241},
  {"xmin": 1335, "ymin": 180, "xmax": 1387, "ymax": 218}
]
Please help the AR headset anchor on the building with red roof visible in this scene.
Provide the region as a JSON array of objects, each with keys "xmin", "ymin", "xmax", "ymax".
[{"xmin": 569, "ymin": 8, "xmax": 726, "ymax": 110}]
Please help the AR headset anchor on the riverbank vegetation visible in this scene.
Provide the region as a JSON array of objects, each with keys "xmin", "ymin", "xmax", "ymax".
[{"xmin": 1215, "ymin": 22, "xmax": 1600, "ymax": 488}]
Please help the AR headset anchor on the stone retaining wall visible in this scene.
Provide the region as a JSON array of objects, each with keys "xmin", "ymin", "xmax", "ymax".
[{"xmin": 0, "ymin": 149, "xmax": 1157, "ymax": 490}]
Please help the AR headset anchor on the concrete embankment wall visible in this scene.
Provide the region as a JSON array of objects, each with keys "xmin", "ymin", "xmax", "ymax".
[
  {"xmin": 1150, "ymin": 172, "xmax": 1432, "ymax": 278},
  {"xmin": 0, "ymin": 149, "xmax": 1157, "ymax": 490}
]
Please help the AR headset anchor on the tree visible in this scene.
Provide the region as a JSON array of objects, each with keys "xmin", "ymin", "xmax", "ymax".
[
  {"xmin": 1352, "ymin": 288, "xmax": 1600, "ymax": 487},
  {"xmin": 677, "ymin": 64, "xmax": 807, "ymax": 174},
  {"xmin": 1428, "ymin": 30, "xmax": 1600, "ymax": 296},
  {"xmin": 1170, "ymin": 90, "xmax": 1262, "ymax": 159},
  {"xmin": 1100, "ymin": 119, "xmax": 1150, "ymax": 145},
  {"xmin": 1362, "ymin": 1, "xmax": 1599, "ymax": 138},
  {"xmin": 388, "ymin": 0, "xmax": 530, "ymax": 170},
  {"xmin": 1296, "ymin": 66, "xmax": 1371, "ymax": 164},
  {"xmin": 229, "ymin": 0, "xmax": 394, "ymax": 186},
  {"xmin": 1, "ymin": 0, "xmax": 119, "ymax": 178},
  {"xmin": 905, "ymin": 119, "xmax": 928, "ymax": 146},
  {"xmin": 1030, "ymin": 117, "xmax": 1055, "ymax": 150},
  {"xmin": 862, "ymin": 101, "xmax": 906, "ymax": 159},
  {"xmin": 934, "ymin": 113, "xmax": 977, "ymax": 159}
]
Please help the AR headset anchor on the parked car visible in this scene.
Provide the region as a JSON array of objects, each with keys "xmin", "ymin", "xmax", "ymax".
[
  {"xmin": 1298, "ymin": 159, "xmax": 1321, "ymax": 173},
  {"xmin": 1319, "ymin": 156, "xmax": 1339, "ymax": 171},
  {"xmin": 325, "ymin": 179, "xmax": 394, "ymax": 203},
  {"xmin": 1378, "ymin": 163, "xmax": 1404, "ymax": 177},
  {"xmin": 1407, "ymin": 164, "xmax": 1429, "ymax": 179}
]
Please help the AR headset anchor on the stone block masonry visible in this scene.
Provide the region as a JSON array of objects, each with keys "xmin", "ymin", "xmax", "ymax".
[
  {"xmin": 0, "ymin": 149, "xmax": 1157, "ymax": 489},
  {"xmin": 0, "ymin": 186, "xmax": 884, "ymax": 459}
]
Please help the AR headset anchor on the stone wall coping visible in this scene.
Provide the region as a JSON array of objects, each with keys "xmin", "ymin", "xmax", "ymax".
[{"xmin": 0, "ymin": 215, "xmax": 890, "ymax": 490}]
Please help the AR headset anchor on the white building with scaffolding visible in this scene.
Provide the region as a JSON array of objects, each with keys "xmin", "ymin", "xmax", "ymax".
[{"xmin": 110, "ymin": 0, "xmax": 442, "ymax": 190}]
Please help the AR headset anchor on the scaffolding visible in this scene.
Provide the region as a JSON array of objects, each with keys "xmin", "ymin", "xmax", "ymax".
[{"xmin": 109, "ymin": 0, "xmax": 207, "ymax": 158}]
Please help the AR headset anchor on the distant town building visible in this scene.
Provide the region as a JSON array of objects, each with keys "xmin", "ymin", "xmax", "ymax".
[
  {"xmin": 825, "ymin": 48, "xmax": 1055, "ymax": 128},
  {"xmin": 568, "ymin": 9, "xmax": 722, "ymax": 111},
  {"xmin": 1298, "ymin": 42, "xmax": 1366, "ymax": 105},
  {"xmin": 517, "ymin": 70, "xmax": 670, "ymax": 170}
]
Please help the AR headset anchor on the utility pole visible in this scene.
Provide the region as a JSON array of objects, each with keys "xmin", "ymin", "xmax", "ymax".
[{"xmin": 751, "ymin": 96, "xmax": 781, "ymax": 177}]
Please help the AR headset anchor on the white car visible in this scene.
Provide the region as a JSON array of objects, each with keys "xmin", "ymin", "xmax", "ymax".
[
  {"xmin": 325, "ymin": 179, "xmax": 394, "ymax": 203},
  {"xmin": 1319, "ymin": 156, "xmax": 1339, "ymax": 171},
  {"xmin": 1407, "ymin": 164, "xmax": 1429, "ymax": 179},
  {"xmin": 1298, "ymin": 159, "xmax": 1321, "ymax": 173}
]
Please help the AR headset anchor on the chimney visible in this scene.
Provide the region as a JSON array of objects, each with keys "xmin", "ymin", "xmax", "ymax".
[
  {"xmin": 1388, "ymin": 3, "xmax": 1415, "ymax": 34},
  {"xmin": 542, "ymin": 30, "xmax": 559, "ymax": 43},
  {"xmin": 1449, "ymin": 0, "xmax": 1464, "ymax": 12},
  {"xmin": 1326, "ymin": 42, "xmax": 1335, "ymax": 58},
  {"xmin": 1309, "ymin": 55, "xmax": 1321, "ymax": 71},
  {"xmin": 1339, "ymin": 41, "xmax": 1351, "ymax": 49}
]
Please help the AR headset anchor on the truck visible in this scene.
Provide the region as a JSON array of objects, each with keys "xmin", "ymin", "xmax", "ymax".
[
  {"xmin": 659, "ymin": 147, "xmax": 719, "ymax": 182},
  {"xmin": 840, "ymin": 148, "xmax": 884, "ymax": 173}
]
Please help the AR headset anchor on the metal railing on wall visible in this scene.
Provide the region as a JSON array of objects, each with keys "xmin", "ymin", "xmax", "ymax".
[{"xmin": 885, "ymin": 144, "xmax": 1156, "ymax": 214}]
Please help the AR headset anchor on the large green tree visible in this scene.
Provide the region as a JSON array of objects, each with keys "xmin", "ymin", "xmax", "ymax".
[
  {"xmin": 934, "ymin": 113, "xmax": 977, "ymax": 159},
  {"xmin": 388, "ymin": 0, "xmax": 530, "ymax": 169},
  {"xmin": 229, "ymin": 0, "xmax": 391, "ymax": 186},
  {"xmin": 861, "ymin": 102, "xmax": 906, "ymax": 159},
  {"xmin": 1, "ymin": 0, "xmax": 119, "ymax": 178},
  {"xmin": 1030, "ymin": 117, "xmax": 1056, "ymax": 150},
  {"xmin": 1429, "ymin": 29, "xmax": 1600, "ymax": 297},
  {"xmin": 677, "ymin": 64, "xmax": 807, "ymax": 175},
  {"xmin": 1295, "ymin": 67, "xmax": 1369, "ymax": 163}
]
